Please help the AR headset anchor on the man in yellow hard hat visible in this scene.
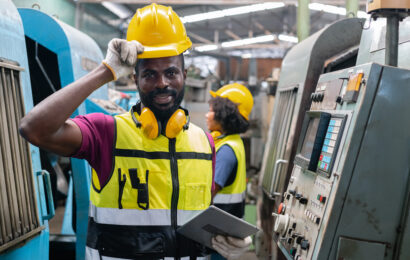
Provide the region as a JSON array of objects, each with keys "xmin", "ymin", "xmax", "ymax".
[
  {"xmin": 206, "ymin": 83, "xmax": 254, "ymax": 260},
  {"xmin": 19, "ymin": 3, "xmax": 250, "ymax": 260}
]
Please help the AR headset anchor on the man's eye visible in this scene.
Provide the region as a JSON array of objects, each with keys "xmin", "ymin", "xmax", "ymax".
[
  {"xmin": 167, "ymin": 71, "xmax": 176, "ymax": 77},
  {"xmin": 143, "ymin": 72, "xmax": 154, "ymax": 78}
]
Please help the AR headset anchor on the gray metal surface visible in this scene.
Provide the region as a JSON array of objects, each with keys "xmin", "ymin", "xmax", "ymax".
[
  {"xmin": 261, "ymin": 17, "xmax": 364, "ymax": 196},
  {"xmin": 356, "ymin": 17, "xmax": 410, "ymax": 68},
  {"xmin": 327, "ymin": 65, "xmax": 410, "ymax": 260}
]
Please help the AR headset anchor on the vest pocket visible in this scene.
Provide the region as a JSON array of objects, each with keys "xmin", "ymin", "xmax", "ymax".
[{"xmin": 184, "ymin": 183, "xmax": 207, "ymax": 210}]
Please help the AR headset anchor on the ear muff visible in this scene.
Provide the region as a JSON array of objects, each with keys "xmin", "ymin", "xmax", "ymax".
[
  {"xmin": 131, "ymin": 104, "xmax": 189, "ymax": 139},
  {"xmin": 139, "ymin": 107, "xmax": 161, "ymax": 139},
  {"xmin": 165, "ymin": 109, "xmax": 188, "ymax": 139}
]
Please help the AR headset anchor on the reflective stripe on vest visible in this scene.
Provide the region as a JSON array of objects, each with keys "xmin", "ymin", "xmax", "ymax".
[
  {"xmin": 213, "ymin": 191, "xmax": 245, "ymax": 204},
  {"xmin": 86, "ymin": 247, "xmax": 207, "ymax": 260},
  {"xmin": 89, "ymin": 203, "xmax": 204, "ymax": 226},
  {"xmin": 214, "ymin": 134, "xmax": 246, "ymax": 201},
  {"xmin": 87, "ymin": 111, "xmax": 213, "ymax": 259}
]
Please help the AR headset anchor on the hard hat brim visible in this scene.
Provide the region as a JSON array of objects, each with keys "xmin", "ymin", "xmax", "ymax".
[
  {"xmin": 137, "ymin": 41, "xmax": 191, "ymax": 59},
  {"xmin": 209, "ymin": 90, "xmax": 218, "ymax": 98}
]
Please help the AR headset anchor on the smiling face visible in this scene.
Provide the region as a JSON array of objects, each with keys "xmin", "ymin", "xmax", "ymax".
[{"xmin": 135, "ymin": 55, "xmax": 186, "ymax": 121}]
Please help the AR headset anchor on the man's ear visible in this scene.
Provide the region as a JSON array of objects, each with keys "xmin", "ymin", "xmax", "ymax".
[{"xmin": 183, "ymin": 69, "xmax": 187, "ymax": 80}]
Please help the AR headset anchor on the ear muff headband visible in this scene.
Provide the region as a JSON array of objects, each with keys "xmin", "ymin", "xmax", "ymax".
[{"xmin": 131, "ymin": 104, "xmax": 189, "ymax": 139}]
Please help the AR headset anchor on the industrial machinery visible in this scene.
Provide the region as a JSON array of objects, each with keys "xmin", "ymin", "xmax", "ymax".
[
  {"xmin": 256, "ymin": 18, "xmax": 364, "ymax": 258},
  {"xmin": 0, "ymin": 1, "xmax": 54, "ymax": 259},
  {"xmin": 0, "ymin": 1, "xmax": 116, "ymax": 259},
  {"xmin": 267, "ymin": 1, "xmax": 410, "ymax": 259},
  {"xmin": 274, "ymin": 61, "xmax": 410, "ymax": 260}
]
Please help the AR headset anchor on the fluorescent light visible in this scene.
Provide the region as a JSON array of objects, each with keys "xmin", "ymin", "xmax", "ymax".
[
  {"xmin": 309, "ymin": 3, "xmax": 346, "ymax": 16},
  {"xmin": 278, "ymin": 34, "xmax": 298, "ymax": 43},
  {"xmin": 195, "ymin": 44, "xmax": 219, "ymax": 52},
  {"xmin": 102, "ymin": 2, "xmax": 133, "ymax": 19},
  {"xmin": 308, "ymin": 3, "xmax": 370, "ymax": 19},
  {"xmin": 241, "ymin": 53, "xmax": 252, "ymax": 59},
  {"xmin": 222, "ymin": 34, "xmax": 275, "ymax": 48},
  {"xmin": 181, "ymin": 2, "xmax": 285, "ymax": 24}
]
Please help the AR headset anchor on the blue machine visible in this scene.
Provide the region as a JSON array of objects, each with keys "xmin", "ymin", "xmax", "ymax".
[
  {"xmin": 0, "ymin": 1, "xmax": 115, "ymax": 259},
  {"xmin": 0, "ymin": 0, "xmax": 53, "ymax": 259}
]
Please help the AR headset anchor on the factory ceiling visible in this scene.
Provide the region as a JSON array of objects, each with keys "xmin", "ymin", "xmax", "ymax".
[{"xmin": 74, "ymin": 0, "xmax": 369, "ymax": 57}]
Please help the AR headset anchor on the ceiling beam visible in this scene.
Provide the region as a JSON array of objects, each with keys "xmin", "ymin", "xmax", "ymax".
[
  {"xmin": 224, "ymin": 30, "xmax": 241, "ymax": 40},
  {"xmin": 188, "ymin": 32, "xmax": 213, "ymax": 44}
]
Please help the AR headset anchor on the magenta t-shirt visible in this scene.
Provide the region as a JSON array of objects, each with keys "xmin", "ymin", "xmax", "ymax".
[{"xmin": 71, "ymin": 113, "xmax": 215, "ymax": 189}]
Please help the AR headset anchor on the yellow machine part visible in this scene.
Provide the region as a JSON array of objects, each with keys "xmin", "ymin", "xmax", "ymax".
[{"xmin": 367, "ymin": 0, "xmax": 410, "ymax": 13}]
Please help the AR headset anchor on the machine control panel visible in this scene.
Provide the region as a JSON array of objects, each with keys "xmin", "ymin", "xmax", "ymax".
[{"xmin": 274, "ymin": 71, "xmax": 353, "ymax": 259}]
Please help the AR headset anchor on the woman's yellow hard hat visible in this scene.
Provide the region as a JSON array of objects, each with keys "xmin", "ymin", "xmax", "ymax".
[
  {"xmin": 210, "ymin": 83, "xmax": 254, "ymax": 121},
  {"xmin": 127, "ymin": 3, "xmax": 192, "ymax": 59}
]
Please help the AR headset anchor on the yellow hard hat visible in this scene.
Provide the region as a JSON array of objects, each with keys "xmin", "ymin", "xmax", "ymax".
[
  {"xmin": 127, "ymin": 3, "xmax": 192, "ymax": 59},
  {"xmin": 210, "ymin": 83, "xmax": 254, "ymax": 121}
]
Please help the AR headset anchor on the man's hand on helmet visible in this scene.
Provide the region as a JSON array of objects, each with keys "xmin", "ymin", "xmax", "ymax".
[{"xmin": 103, "ymin": 38, "xmax": 144, "ymax": 80}]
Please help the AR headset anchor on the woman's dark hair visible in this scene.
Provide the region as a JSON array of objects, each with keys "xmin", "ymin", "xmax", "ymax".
[{"xmin": 209, "ymin": 96, "xmax": 249, "ymax": 135}]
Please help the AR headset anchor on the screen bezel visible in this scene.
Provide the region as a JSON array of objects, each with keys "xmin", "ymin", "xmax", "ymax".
[{"xmin": 294, "ymin": 111, "xmax": 331, "ymax": 172}]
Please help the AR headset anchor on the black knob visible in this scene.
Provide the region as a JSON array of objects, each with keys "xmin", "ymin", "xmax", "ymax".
[
  {"xmin": 292, "ymin": 222, "xmax": 297, "ymax": 229},
  {"xmin": 315, "ymin": 217, "xmax": 321, "ymax": 224},
  {"xmin": 296, "ymin": 236, "xmax": 304, "ymax": 244},
  {"xmin": 301, "ymin": 239, "xmax": 310, "ymax": 250},
  {"xmin": 287, "ymin": 238, "xmax": 293, "ymax": 244},
  {"xmin": 336, "ymin": 96, "xmax": 342, "ymax": 104},
  {"xmin": 295, "ymin": 193, "xmax": 302, "ymax": 200},
  {"xmin": 299, "ymin": 197, "xmax": 308, "ymax": 204},
  {"xmin": 310, "ymin": 93, "xmax": 315, "ymax": 101},
  {"xmin": 288, "ymin": 228, "xmax": 293, "ymax": 234},
  {"xmin": 289, "ymin": 190, "xmax": 296, "ymax": 196},
  {"xmin": 291, "ymin": 233, "xmax": 300, "ymax": 239},
  {"xmin": 319, "ymin": 93, "xmax": 324, "ymax": 102}
]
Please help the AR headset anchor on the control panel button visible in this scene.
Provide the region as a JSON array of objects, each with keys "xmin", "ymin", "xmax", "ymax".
[
  {"xmin": 287, "ymin": 238, "xmax": 293, "ymax": 244},
  {"xmin": 299, "ymin": 197, "xmax": 308, "ymax": 204},
  {"xmin": 317, "ymin": 194, "xmax": 327, "ymax": 203},
  {"xmin": 295, "ymin": 193, "xmax": 302, "ymax": 200},
  {"xmin": 315, "ymin": 217, "xmax": 321, "ymax": 224},
  {"xmin": 290, "ymin": 247, "xmax": 297, "ymax": 257},
  {"xmin": 278, "ymin": 203, "xmax": 285, "ymax": 214},
  {"xmin": 289, "ymin": 190, "xmax": 296, "ymax": 196},
  {"xmin": 296, "ymin": 236, "xmax": 304, "ymax": 244},
  {"xmin": 301, "ymin": 239, "xmax": 310, "ymax": 250},
  {"xmin": 292, "ymin": 222, "xmax": 297, "ymax": 229}
]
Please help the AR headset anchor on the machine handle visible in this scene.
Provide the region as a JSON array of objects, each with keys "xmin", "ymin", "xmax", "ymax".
[
  {"xmin": 37, "ymin": 170, "xmax": 55, "ymax": 220},
  {"xmin": 269, "ymin": 159, "xmax": 288, "ymax": 197}
]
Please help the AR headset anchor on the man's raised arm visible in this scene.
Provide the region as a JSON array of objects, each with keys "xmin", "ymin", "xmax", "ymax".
[{"xmin": 19, "ymin": 39, "xmax": 143, "ymax": 156}]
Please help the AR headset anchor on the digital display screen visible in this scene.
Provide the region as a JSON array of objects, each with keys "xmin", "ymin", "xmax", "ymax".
[{"xmin": 300, "ymin": 118, "xmax": 320, "ymax": 159}]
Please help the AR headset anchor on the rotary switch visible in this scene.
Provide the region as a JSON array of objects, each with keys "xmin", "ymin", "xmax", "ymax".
[{"xmin": 272, "ymin": 213, "xmax": 290, "ymax": 236}]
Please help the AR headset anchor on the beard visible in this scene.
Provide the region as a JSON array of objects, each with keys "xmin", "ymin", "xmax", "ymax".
[{"xmin": 139, "ymin": 87, "xmax": 185, "ymax": 123}]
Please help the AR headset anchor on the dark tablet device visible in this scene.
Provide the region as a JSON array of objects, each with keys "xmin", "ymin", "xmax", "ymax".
[{"xmin": 177, "ymin": 205, "xmax": 259, "ymax": 249}]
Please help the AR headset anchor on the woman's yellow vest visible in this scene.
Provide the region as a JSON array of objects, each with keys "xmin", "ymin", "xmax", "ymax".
[
  {"xmin": 86, "ymin": 111, "xmax": 213, "ymax": 260},
  {"xmin": 213, "ymin": 134, "xmax": 246, "ymax": 217}
]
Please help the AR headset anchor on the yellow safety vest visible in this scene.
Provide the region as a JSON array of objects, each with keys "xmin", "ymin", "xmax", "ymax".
[
  {"xmin": 213, "ymin": 134, "xmax": 246, "ymax": 218},
  {"xmin": 86, "ymin": 110, "xmax": 213, "ymax": 260}
]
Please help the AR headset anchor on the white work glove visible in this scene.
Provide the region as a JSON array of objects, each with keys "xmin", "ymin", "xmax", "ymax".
[
  {"xmin": 211, "ymin": 235, "xmax": 252, "ymax": 259},
  {"xmin": 102, "ymin": 38, "xmax": 144, "ymax": 80}
]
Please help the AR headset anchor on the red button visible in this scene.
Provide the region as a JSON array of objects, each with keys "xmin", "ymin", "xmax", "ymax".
[
  {"xmin": 278, "ymin": 203, "xmax": 284, "ymax": 214},
  {"xmin": 320, "ymin": 155, "xmax": 323, "ymax": 160}
]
